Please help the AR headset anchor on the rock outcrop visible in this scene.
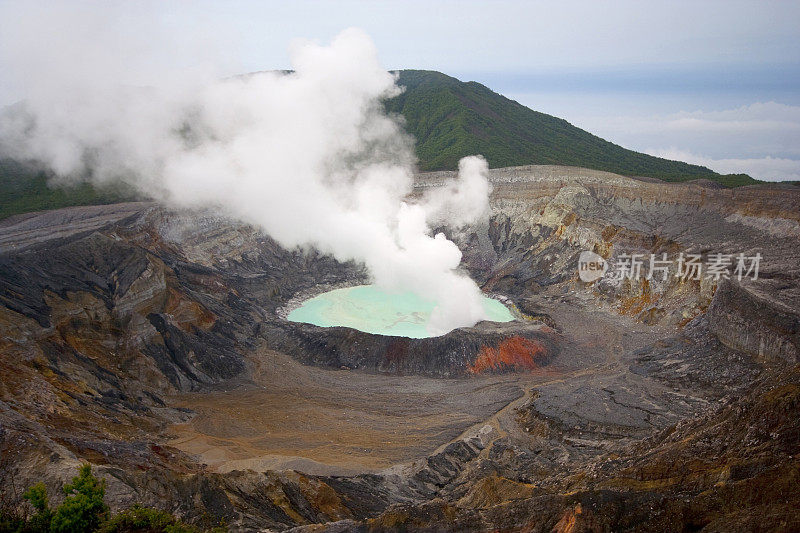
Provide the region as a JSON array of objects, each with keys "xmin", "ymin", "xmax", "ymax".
[{"xmin": 1, "ymin": 165, "xmax": 798, "ymax": 531}]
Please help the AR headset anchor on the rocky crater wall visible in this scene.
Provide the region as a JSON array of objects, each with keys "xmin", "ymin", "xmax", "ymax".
[
  {"xmin": 261, "ymin": 318, "xmax": 557, "ymax": 377},
  {"xmin": 708, "ymin": 279, "xmax": 799, "ymax": 364}
]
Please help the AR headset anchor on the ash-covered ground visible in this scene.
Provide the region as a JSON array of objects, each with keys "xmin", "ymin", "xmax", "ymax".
[{"xmin": 1, "ymin": 165, "xmax": 798, "ymax": 531}]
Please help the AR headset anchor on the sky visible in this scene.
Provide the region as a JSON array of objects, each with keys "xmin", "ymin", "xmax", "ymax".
[{"xmin": 1, "ymin": 0, "xmax": 799, "ymax": 180}]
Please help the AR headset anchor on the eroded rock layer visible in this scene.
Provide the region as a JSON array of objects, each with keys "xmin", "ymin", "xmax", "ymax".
[{"xmin": 1, "ymin": 166, "xmax": 798, "ymax": 531}]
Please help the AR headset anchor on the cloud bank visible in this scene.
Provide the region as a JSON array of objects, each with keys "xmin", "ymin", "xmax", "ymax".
[
  {"xmin": 508, "ymin": 91, "xmax": 800, "ymax": 182},
  {"xmin": 0, "ymin": 18, "xmax": 493, "ymax": 335},
  {"xmin": 646, "ymin": 149, "xmax": 800, "ymax": 182},
  {"xmin": 596, "ymin": 102, "xmax": 800, "ymax": 181},
  {"xmin": 642, "ymin": 102, "xmax": 800, "ymax": 180}
]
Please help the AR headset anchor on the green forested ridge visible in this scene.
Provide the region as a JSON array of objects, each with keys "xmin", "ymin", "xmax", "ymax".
[
  {"xmin": 0, "ymin": 159, "xmax": 137, "ymax": 221},
  {"xmin": 387, "ymin": 70, "xmax": 759, "ymax": 184},
  {"xmin": 0, "ymin": 69, "xmax": 763, "ymax": 220}
]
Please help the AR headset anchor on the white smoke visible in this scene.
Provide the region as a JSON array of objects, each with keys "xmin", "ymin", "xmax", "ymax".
[{"xmin": 0, "ymin": 12, "xmax": 493, "ymax": 335}]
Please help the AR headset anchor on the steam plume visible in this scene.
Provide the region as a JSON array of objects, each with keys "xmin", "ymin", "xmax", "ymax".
[{"xmin": 0, "ymin": 12, "xmax": 493, "ymax": 335}]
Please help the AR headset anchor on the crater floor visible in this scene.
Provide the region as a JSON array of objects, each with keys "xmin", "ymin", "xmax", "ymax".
[
  {"xmin": 167, "ymin": 349, "xmax": 525, "ymax": 475},
  {"xmin": 166, "ymin": 291, "xmax": 669, "ymax": 477},
  {"xmin": 1, "ymin": 166, "xmax": 798, "ymax": 531}
]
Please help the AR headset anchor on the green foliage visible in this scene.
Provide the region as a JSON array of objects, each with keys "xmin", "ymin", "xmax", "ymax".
[
  {"xmin": 23, "ymin": 485, "xmax": 48, "ymax": 515},
  {"xmin": 0, "ymin": 70, "xmax": 764, "ymax": 221},
  {"xmin": 386, "ymin": 70, "xmax": 760, "ymax": 185},
  {"xmin": 711, "ymin": 173, "xmax": 762, "ymax": 187},
  {"xmin": 50, "ymin": 465, "xmax": 108, "ymax": 533},
  {"xmin": 0, "ymin": 159, "xmax": 138, "ymax": 221},
  {"xmin": 0, "ymin": 482, "xmax": 54, "ymax": 533},
  {"xmin": 97, "ymin": 505, "xmax": 206, "ymax": 533},
  {"xmin": 0, "ymin": 465, "xmax": 226, "ymax": 533},
  {"xmin": 23, "ymin": 484, "xmax": 52, "ymax": 532}
]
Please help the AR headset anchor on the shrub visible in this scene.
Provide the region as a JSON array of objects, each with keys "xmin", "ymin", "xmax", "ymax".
[
  {"xmin": 22, "ymin": 482, "xmax": 53, "ymax": 532},
  {"xmin": 96, "ymin": 504, "xmax": 225, "ymax": 533},
  {"xmin": 97, "ymin": 505, "xmax": 186, "ymax": 533},
  {"xmin": 0, "ymin": 465, "xmax": 224, "ymax": 533},
  {"xmin": 50, "ymin": 465, "xmax": 108, "ymax": 533}
]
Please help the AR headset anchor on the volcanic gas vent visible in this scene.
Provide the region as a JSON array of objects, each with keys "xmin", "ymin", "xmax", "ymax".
[{"xmin": 288, "ymin": 284, "xmax": 514, "ymax": 338}]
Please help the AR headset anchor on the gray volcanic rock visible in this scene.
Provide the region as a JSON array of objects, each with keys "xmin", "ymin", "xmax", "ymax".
[
  {"xmin": 261, "ymin": 319, "xmax": 556, "ymax": 377},
  {"xmin": 0, "ymin": 165, "xmax": 799, "ymax": 531},
  {"xmin": 708, "ymin": 278, "xmax": 799, "ymax": 364}
]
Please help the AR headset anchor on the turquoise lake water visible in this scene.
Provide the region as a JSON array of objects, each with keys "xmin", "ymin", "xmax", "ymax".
[{"xmin": 287, "ymin": 284, "xmax": 514, "ymax": 338}]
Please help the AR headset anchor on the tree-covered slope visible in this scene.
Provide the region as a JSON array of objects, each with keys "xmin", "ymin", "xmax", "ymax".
[
  {"xmin": 0, "ymin": 159, "xmax": 137, "ymax": 221},
  {"xmin": 386, "ymin": 70, "xmax": 758, "ymax": 184},
  {"xmin": 0, "ymin": 69, "xmax": 762, "ymax": 220}
]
